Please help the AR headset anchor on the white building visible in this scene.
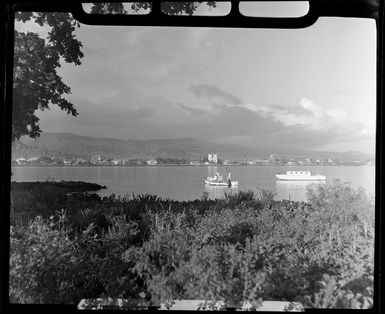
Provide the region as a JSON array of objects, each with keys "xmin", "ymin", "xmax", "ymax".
[
  {"xmin": 91, "ymin": 155, "xmax": 102, "ymax": 164},
  {"xmin": 208, "ymin": 153, "xmax": 218, "ymax": 164},
  {"xmin": 15, "ymin": 157, "xmax": 27, "ymax": 165},
  {"xmin": 63, "ymin": 159, "xmax": 73, "ymax": 166},
  {"xmin": 27, "ymin": 157, "xmax": 41, "ymax": 165},
  {"xmin": 146, "ymin": 159, "xmax": 157, "ymax": 166}
]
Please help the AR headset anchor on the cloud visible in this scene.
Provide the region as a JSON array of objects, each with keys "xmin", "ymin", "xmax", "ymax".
[
  {"xmin": 227, "ymin": 97, "xmax": 372, "ymax": 152},
  {"xmin": 241, "ymin": 97, "xmax": 352, "ymax": 131},
  {"xmin": 163, "ymin": 103, "xmax": 345, "ymax": 150},
  {"xmin": 188, "ymin": 84, "xmax": 243, "ymax": 105},
  {"xmin": 299, "ymin": 97, "xmax": 324, "ymax": 118},
  {"xmin": 181, "ymin": 87, "xmax": 371, "ymax": 151},
  {"xmin": 37, "ymin": 84, "xmax": 373, "ymax": 154},
  {"xmin": 326, "ymin": 108, "xmax": 347, "ymax": 123}
]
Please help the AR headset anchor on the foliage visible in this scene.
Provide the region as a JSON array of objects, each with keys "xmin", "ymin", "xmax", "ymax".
[
  {"xmin": 221, "ymin": 189, "xmax": 256, "ymax": 208},
  {"xmin": 10, "ymin": 211, "xmax": 140, "ymax": 304},
  {"xmin": 9, "ymin": 181, "xmax": 374, "ymax": 308},
  {"xmin": 88, "ymin": 2, "xmax": 216, "ymax": 16},
  {"xmin": 197, "ymin": 300, "xmax": 226, "ymax": 311},
  {"xmin": 13, "ymin": 13, "xmax": 83, "ymax": 140},
  {"xmin": 160, "ymin": 2, "xmax": 217, "ymax": 16},
  {"xmin": 194, "ymin": 207, "xmax": 259, "ymax": 246},
  {"xmin": 10, "ymin": 212, "xmax": 76, "ymax": 303}
]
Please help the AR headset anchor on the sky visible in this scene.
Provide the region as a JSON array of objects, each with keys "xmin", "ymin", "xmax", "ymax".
[{"xmin": 16, "ymin": 3, "xmax": 377, "ymax": 154}]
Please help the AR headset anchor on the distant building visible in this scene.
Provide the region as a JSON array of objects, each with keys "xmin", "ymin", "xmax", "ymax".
[
  {"xmin": 127, "ymin": 159, "xmax": 142, "ymax": 166},
  {"xmin": 91, "ymin": 155, "xmax": 102, "ymax": 164},
  {"xmin": 63, "ymin": 159, "xmax": 73, "ymax": 166},
  {"xmin": 76, "ymin": 158, "xmax": 90, "ymax": 166},
  {"xmin": 208, "ymin": 153, "xmax": 218, "ymax": 164},
  {"xmin": 39, "ymin": 156, "xmax": 53, "ymax": 164},
  {"xmin": 146, "ymin": 159, "xmax": 157, "ymax": 166},
  {"xmin": 51, "ymin": 157, "xmax": 63, "ymax": 165},
  {"xmin": 190, "ymin": 160, "xmax": 200, "ymax": 165},
  {"xmin": 27, "ymin": 157, "xmax": 41, "ymax": 165},
  {"xmin": 15, "ymin": 157, "xmax": 27, "ymax": 165}
]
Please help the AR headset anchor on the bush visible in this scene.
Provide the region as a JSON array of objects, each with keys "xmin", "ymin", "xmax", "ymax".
[
  {"xmin": 10, "ymin": 211, "xmax": 140, "ymax": 304},
  {"xmin": 9, "ymin": 182, "xmax": 374, "ymax": 308},
  {"xmin": 10, "ymin": 214, "xmax": 76, "ymax": 303}
]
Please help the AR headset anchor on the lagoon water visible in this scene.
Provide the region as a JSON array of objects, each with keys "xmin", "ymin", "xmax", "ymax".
[{"xmin": 11, "ymin": 165, "xmax": 375, "ymax": 202}]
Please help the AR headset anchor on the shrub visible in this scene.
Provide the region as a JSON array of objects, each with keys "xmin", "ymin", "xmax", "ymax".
[
  {"xmin": 9, "ymin": 181, "xmax": 374, "ymax": 308},
  {"xmin": 10, "ymin": 211, "xmax": 141, "ymax": 304},
  {"xmin": 10, "ymin": 214, "xmax": 76, "ymax": 303}
]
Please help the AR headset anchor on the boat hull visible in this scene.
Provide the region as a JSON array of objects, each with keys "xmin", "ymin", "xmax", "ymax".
[
  {"xmin": 205, "ymin": 179, "xmax": 238, "ymax": 187},
  {"xmin": 275, "ymin": 174, "xmax": 326, "ymax": 181}
]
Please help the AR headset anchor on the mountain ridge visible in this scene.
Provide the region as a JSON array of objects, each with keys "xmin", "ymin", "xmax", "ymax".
[{"xmin": 12, "ymin": 132, "xmax": 373, "ymax": 162}]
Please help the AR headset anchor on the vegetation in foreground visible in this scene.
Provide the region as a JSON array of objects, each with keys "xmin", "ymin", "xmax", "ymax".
[{"xmin": 9, "ymin": 181, "xmax": 374, "ymax": 309}]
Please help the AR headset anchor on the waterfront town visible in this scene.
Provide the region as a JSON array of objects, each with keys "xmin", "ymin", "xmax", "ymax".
[{"xmin": 12, "ymin": 153, "xmax": 374, "ymax": 167}]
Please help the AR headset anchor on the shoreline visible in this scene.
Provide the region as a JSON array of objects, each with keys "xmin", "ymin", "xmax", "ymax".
[{"xmin": 10, "ymin": 164, "xmax": 375, "ymax": 168}]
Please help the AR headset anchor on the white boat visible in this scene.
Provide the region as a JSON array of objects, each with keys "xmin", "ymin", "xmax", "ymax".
[
  {"xmin": 205, "ymin": 171, "xmax": 238, "ymax": 187},
  {"xmin": 275, "ymin": 170, "xmax": 326, "ymax": 181}
]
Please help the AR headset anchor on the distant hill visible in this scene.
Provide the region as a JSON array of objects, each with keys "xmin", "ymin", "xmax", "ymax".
[{"xmin": 12, "ymin": 132, "xmax": 373, "ymax": 162}]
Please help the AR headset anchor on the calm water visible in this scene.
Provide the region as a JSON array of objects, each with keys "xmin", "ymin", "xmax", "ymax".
[{"xmin": 11, "ymin": 166, "xmax": 375, "ymax": 202}]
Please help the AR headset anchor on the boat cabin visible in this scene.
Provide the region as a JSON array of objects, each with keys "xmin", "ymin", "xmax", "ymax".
[{"xmin": 287, "ymin": 171, "xmax": 311, "ymax": 175}]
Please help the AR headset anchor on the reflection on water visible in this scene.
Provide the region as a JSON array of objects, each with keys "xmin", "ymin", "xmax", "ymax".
[
  {"xmin": 204, "ymin": 185, "xmax": 239, "ymax": 200},
  {"xmin": 206, "ymin": 180, "xmax": 326, "ymax": 202},
  {"xmin": 275, "ymin": 180, "xmax": 326, "ymax": 202}
]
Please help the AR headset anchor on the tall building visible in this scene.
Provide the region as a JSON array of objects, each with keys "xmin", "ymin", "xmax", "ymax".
[{"xmin": 208, "ymin": 153, "xmax": 218, "ymax": 164}]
